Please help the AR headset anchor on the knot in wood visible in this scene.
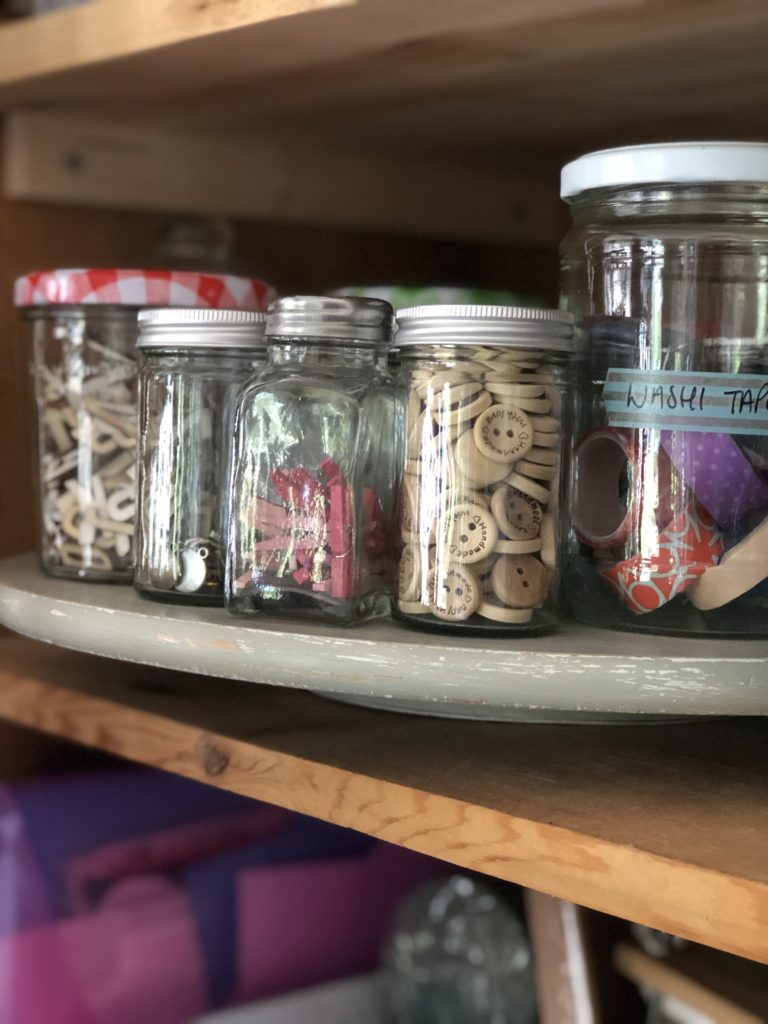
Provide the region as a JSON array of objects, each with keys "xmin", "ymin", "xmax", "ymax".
[{"xmin": 194, "ymin": 733, "xmax": 230, "ymax": 776}]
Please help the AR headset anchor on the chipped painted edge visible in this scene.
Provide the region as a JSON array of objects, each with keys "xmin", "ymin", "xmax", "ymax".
[{"xmin": 1, "ymin": 554, "xmax": 767, "ymax": 717}]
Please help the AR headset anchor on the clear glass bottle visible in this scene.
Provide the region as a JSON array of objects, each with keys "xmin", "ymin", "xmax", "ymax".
[
  {"xmin": 16, "ymin": 268, "xmax": 274, "ymax": 583},
  {"xmin": 135, "ymin": 310, "xmax": 267, "ymax": 603},
  {"xmin": 561, "ymin": 142, "xmax": 768, "ymax": 636},
  {"xmin": 394, "ymin": 305, "xmax": 573, "ymax": 635},
  {"xmin": 382, "ymin": 875, "xmax": 537, "ymax": 1024},
  {"xmin": 226, "ymin": 296, "xmax": 397, "ymax": 625}
]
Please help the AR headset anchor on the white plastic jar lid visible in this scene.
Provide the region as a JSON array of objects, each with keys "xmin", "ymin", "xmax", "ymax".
[{"xmin": 561, "ymin": 142, "xmax": 768, "ymax": 200}]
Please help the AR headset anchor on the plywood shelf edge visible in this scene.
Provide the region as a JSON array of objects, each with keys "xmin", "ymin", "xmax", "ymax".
[{"xmin": 0, "ymin": 634, "xmax": 766, "ymax": 964}]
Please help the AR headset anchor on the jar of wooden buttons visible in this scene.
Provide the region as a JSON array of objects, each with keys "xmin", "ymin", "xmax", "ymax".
[
  {"xmin": 392, "ymin": 305, "xmax": 574, "ymax": 634},
  {"xmin": 562, "ymin": 142, "xmax": 768, "ymax": 636},
  {"xmin": 225, "ymin": 296, "xmax": 399, "ymax": 625},
  {"xmin": 135, "ymin": 309, "xmax": 268, "ymax": 603},
  {"xmin": 16, "ymin": 269, "xmax": 274, "ymax": 583}
]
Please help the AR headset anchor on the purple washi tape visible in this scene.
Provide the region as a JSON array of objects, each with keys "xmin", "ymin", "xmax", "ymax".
[{"xmin": 660, "ymin": 431, "xmax": 768, "ymax": 528}]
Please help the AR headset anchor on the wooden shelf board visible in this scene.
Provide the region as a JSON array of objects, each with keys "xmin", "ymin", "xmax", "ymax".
[
  {"xmin": 0, "ymin": 632, "xmax": 766, "ymax": 963},
  {"xmin": 0, "ymin": 0, "xmax": 766, "ymax": 155},
  {"xmin": 3, "ymin": 2, "xmax": 768, "ymax": 231},
  {"xmin": 3, "ymin": 554, "xmax": 768, "ymax": 718}
]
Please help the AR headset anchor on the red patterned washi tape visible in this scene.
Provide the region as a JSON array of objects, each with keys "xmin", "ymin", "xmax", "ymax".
[{"xmin": 601, "ymin": 499, "xmax": 725, "ymax": 614}]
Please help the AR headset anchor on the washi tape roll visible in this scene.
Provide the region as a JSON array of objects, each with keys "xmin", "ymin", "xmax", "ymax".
[
  {"xmin": 689, "ymin": 513, "xmax": 768, "ymax": 610},
  {"xmin": 601, "ymin": 498, "xmax": 725, "ymax": 614},
  {"xmin": 660, "ymin": 430, "xmax": 768, "ymax": 528},
  {"xmin": 574, "ymin": 428, "xmax": 637, "ymax": 548}
]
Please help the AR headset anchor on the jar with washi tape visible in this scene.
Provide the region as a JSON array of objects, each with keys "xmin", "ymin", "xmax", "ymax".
[
  {"xmin": 135, "ymin": 310, "xmax": 268, "ymax": 604},
  {"xmin": 16, "ymin": 268, "xmax": 275, "ymax": 583},
  {"xmin": 562, "ymin": 142, "xmax": 768, "ymax": 635},
  {"xmin": 225, "ymin": 296, "xmax": 398, "ymax": 624},
  {"xmin": 392, "ymin": 305, "xmax": 574, "ymax": 634}
]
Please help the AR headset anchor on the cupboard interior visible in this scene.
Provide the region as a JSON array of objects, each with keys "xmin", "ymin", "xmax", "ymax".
[{"xmin": 1, "ymin": 0, "xmax": 768, "ymax": 994}]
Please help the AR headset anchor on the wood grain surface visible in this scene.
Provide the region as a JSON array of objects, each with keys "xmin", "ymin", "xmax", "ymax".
[
  {"xmin": 0, "ymin": 0, "xmax": 766, "ymax": 166},
  {"xmin": 614, "ymin": 944, "xmax": 768, "ymax": 1023},
  {"xmin": 0, "ymin": 634, "xmax": 766, "ymax": 964}
]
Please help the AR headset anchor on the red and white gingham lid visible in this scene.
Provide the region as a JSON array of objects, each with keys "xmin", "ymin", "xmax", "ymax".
[{"xmin": 14, "ymin": 268, "xmax": 275, "ymax": 310}]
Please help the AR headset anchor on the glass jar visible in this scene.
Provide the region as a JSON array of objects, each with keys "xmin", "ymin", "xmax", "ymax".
[
  {"xmin": 226, "ymin": 296, "xmax": 397, "ymax": 625},
  {"xmin": 393, "ymin": 305, "xmax": 574, "ymax": 635},
  {"xmin": 561, "ymin": 142, "xmax": 768, "ymax": 636},
  {"xmin": 134, "ymin": 310, "xmax": 267, "ymax": 603},
  {"xmin": 382, "ymin": 875, "xmax": 536, "ymax": 1024},
  {"xmin": 16, "ymin": 269, "xmax": 275, "ymax": 582}
]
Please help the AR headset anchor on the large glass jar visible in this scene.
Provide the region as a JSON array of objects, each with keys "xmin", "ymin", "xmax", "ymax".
[
  {"xmin": 226, "ymin": 296, "xmax": 397, "ymax": 625},
  {"xmin": 561, "ymin": 143, "xmax": 768, "ymax": 636},
  {"xmin": 16, "ymin": 269, "xmax": 275, "ymax": 582},
  {"xmin": 394, "ymin": 305, "xmax": 574, "ymax": 635},
  {"xmin": 135, "ymin": 310, "xmax": 267, "ymax": 603}
]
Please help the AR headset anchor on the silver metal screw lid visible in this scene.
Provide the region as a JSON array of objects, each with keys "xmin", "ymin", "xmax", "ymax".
[
  {"xmin": 394, "ymin": 304, "xmax": 575, "ymax": 351},
  {"xmin": 137, "ymin": 308, "xmax": 266, "ymax": 349},
  {"xmin": 266, "ymin": 296, "xmax": 393, "ymax": 344}
]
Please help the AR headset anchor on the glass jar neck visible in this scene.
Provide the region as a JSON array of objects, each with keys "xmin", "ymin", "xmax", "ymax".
[
  {"xmin": 568, "ymin": 183, "xmax": 768, "ymax": 226},
  {"xmin": 267, "ymin": 338, "xmax": 388, "ymax": 372}
]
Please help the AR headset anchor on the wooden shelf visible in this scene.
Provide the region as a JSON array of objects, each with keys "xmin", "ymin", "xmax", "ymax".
[
  {"xmin": 2, "ymin": 0, "xmax": 768, "ymax": 238},
  {"xmin": 1, "ymin": 0, "xmax": 766, "ymax": 151},
  {"xmin": 3, "ymin": 554, "xmax": 768, "ymax": 719},
  {"xmin": 0, "ymin": 632, "xmax": 766, "ymax": 963}
]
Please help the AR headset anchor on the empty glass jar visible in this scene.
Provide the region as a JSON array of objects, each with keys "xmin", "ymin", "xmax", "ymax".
[
  {"xmin": 561, "ymin": 142, "xmax": 768, "ymax": 636},
  {"xmin": 135, "ymin": 309, "xmax": 267, "ymax": 603},
  {"xmin": 226, "ymin": 296, "xmax": 397, "ymax": 625},
  {"xmin": 394, "ymin": 305, "xmax": 574, "ymax": 634}
]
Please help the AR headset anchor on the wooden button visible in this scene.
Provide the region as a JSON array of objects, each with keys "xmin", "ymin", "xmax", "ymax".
[
  {"xmin": 490, "ymin": 554, "xmax": 549, "ymax": 608},
  {"xmin": 471, "ymin": 552, "xmax": 498, "ymax": 576},
  {"xmin": 398, "ymin": 599, "xmax": 431, "ymax": 615},
  {"xmin": 529, "ymin": 415, "xmax": 560, "ymax": 433},
  {"xmin": 525, "ymin": 447, "xmax": 559, "ymax": 467},
  {"xmin": 540, "ymin": 513, "xmax": 556, "ymax": 568},
  {"xmin": 532, "ymin": 431, "xmax": 559, "ymax": 449},
  {"xmin": 483, "ymin": 382, "xmax": 543, "ymax": 398},
  {"xmin": 490, "ymin": 484, "xmax": 543, "ymax": 539},
  {"xmin": 472, "ymin": 404, "xmax": 534, "ymax": 464},
  {"xmin": 495, "ymin": 537, "xmax": 542, "ymax": 554},
  {"xmin": 509, "ymin": 396, "xmax": 551, "ymax": 414},
  {"xmin": 494, "ymin": 358, "xmax": 541, "ymax": 370},
  {"xmin": 433, "ymin": 390, "xmax": 491, "ymax": 428},
  {"xmin": 449, "ymin": 489, "xmax": 490, "ymax": 510},
  {"xmin": 407, "ymin": 413, "xmax": 429, "ymax": 457},
  {"xmin": 454, "ymin": 429, "xmax": 509, "ymax": 486},
  {"xmin": 476, "ymin": 600, "xmax": 533, "ymax": 624},
  {"xmin": 504, "ymin": 471, "xmax": 550, "ymax": 505},
  {"xmin": 415, "ymin": 369, "xmax": 473, "ymax": 396},
  {"xmin": 429, "ymin": 565, "xmax": 482, "ymax": 621},
  {"xmin": 425, "ymin": 381, "xmax": 483, "ymax": 406},
  {"xmin": 398, "ymin": 544, "xmax": 422, "ymax": 601},
  {"xmin": 515, "ymin": 458, "xmax": 558, "ymax": 481},
  {"xmin": 543, "ymin": 385, "xmax": 562, "ymax": 417},
  {"xmin": 400, "ymin": 475, "xmax": 436, "ymax": 546},
  {"xmin": 442, "ymin": 501, "xmax": 499, "ymax": 564}
]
